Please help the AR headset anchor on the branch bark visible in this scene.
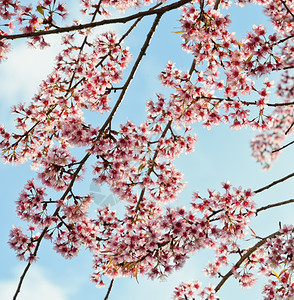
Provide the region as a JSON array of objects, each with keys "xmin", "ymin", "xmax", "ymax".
[
  {"xmin": 254, "ymin": 171, "xmax": 294, "ymax": 194},
  {"xmin": 256, "ymin": 198, "xmax": 294, "ymax": 214},
  {"xmin": 272, "ymin": 139, "xmax": 294, "ymax": 153},
  {"xmin": 280, "ymin": 0, "xmax": 294, "ymax": 21},
  {"xmin": 214, "ymin": 230, "xmax": 283, "ymax": 293},
  {"xmin": 12, "ymin": 12, "xmax": 163, "ymax": 300},
  {"xmin": 0, "ymin": 0, "xmax": 191, "ymax": 41},
  {"xmin": 104, "ymin": 279, "xmax": 115, "ymax": 300}
]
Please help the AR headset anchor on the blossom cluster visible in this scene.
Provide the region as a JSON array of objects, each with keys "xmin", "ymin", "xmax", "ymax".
[
  {"xmin": 0, "ymin": 0, "xmax": 68, "ymax": 51},
  {"xmin": 261, "ymin": 226, "xmax": 294, "ymax": 299},
  {"xmin": 174, "ymin": 281, "xmax": 217, "ymax": 300},
  {"xmin": 87, "ymin": 183, "xmax": 256, "ymax": 289},
  {"xmin": 0, "ymin": 30, "xmax": 131, "ymax": 166},
  {"xmin": 1, "ymin": 0, "xmax": 294, "ymax": 299},
  {"xmin": 80, "ymin": 0, "xmax": 167, "ymax": 15},
  {"xmin": 250, "ymin": 72, "xmax": 294, "ymax": 169}
]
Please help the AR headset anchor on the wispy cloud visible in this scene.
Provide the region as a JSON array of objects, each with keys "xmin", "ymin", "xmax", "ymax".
[
  {"xmin": 0, "ymin": 265, "xmax": 72, "ymax": 300},
  {"xmin": 0, "ymin": 36, "xmax": 63, "ymax": 106},
  {"xmin": 0, "ymin": 35, "xmax": 63, "ymax": 130}
]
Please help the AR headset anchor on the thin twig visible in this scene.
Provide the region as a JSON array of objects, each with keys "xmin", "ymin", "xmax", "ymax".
[
  {"xmin": 285, "ymin": 121, "xmax": 294, "ymax": 135},
  {"xmin": 13, "ymin": 12, "xmax": 163, "ymax": 300},
  {"xmin": 99, "ymin": 13, "xmax": 163, "ymax": 134},
  {"xmin": 256, "ymin": 198, "xmax": 294, "ymax": 214},
  {"xmin": 104, "ymin": 279, "xmax": 115, "ymax": 300},
  {"xmin": 135, "ymin": 120, "xmax": 172, "ymax": 212},
  {"xmin": 280, "ymin": 0, "xmax": 294, "ymax": 20},
  {"xmin": 276, "ymin": 34, "xmax": 294, "ymax": 45},
  {"xmin": 214, "ymin": 230, "xmax": 283, "ymax": 293},
  {"xmin": 254, "ymin": 171, "xmax": 294, "ymax": 194},
  {"xmin": 201, "ymin": 95, "xmax": 294, "ymax": 107},
  {"xmin": 272, "ymin": 139, "xmax": 294, "ymax": 153}
]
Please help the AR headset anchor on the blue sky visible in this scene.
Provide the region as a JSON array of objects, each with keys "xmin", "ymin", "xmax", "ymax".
[{"xmin": 1, "ymin": 1, "xmax": 294, "ymax": 299}]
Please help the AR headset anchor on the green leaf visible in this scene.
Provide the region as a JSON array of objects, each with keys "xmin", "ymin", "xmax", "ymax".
[
  {"xmin": 138, "ymin": 163, "xmax": 146, "ymax": 172},
  {"xmin": 37, "ymin": 6, "xmax": 45, "ymax": 16},
  {"xmin": 272, "ymin": 269, "xmax": 281, "ymax": 280}
]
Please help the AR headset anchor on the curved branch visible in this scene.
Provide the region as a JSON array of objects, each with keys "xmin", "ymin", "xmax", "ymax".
[
  {"xmin": 280, "ymin": 0, "xmax": 294, "ymax": 21},
  {"xmin": 99, "ymin": 13, "xmax": 163, "ymax": 133},
  {"xmin": 254, "ymin": 171, "xmax": 294, "ymax": 194},
  {"xmin": 13, "ymin": 151, "xmax": 90, "ymax": 300},
  {"xmin": 0, "ymin": 0, "xmax": 191, "ymax": 41},
  {"xmin": 12, "ymin": 12, "xmax": 163, "ymax": 300},
  {"xmin": 256, "ymin": 198, "xmax": 294, "ymax": 214},
  {"xmin": 272, "ymin": 139, "xmax": 294, "ymax": 153},
  {"xmin": 276, "ymin": 34, "xmax": 294, "ymax": 45},
  {"xmin": 201, "ymin": 95, "xmax": 294, "ymax": 107},
  {"xmin": 135, "ymin": 119, "xmax": 172, "ymax": 212},
  {"xmin": 104, "ymin": 279, "xmax": 115, "ymax": 300},
  {"xmin": 214, "ymin": 230, "xmax": 283, "ymax": 293}
]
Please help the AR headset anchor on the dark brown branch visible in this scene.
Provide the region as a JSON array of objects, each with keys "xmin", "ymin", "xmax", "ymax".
[
  {"xmin": 285, "ymin": 121, "xmax": 294, "ymax": 135},
  {"xmin": 189, "ymin": 57, "xmax": 196, "ymax": 76},
  {"xmin": 214, "ymin": 0, "xmax": 222, "ymax": 10},
  {"xmin": 66, "ymin": 6, "xmax": 101, "ymax": 93},
  {"xmin": 214, "ymin": 230, "xmax": 283, "ymax": 293},
  {"xmin": 0, "ymin": 0, "xmax": 192, "ymax": 41},
  {"xmin": 13, "ymin": 261, "xmax": 31, "ymax": 300},
  {"xmin": 104, "ymin": 279, "xmax": 115, "ymax": 300},
  {"xmin": 272, "ymin": 139, "xmax": 294, "ymax": 153},
  {"xmin": 135, "ymin": 57, "xmax": 196, "ymax": 212},
  {"xmin": 201, "ymin": 95, "xmax": 294, "ymax": 107},
  {"xmin": 256, "ymin": 198, "xmax": 294, "ymax": 214},
  {"xmin": 99, "ymin": 13, "xmax": 163, "ymax": 134},
  {"xmin": 276, "ymin": 34, "xmax": 294, "ymax": 45},
  {"xmin": 118, "ymin": 1, "xmax": 164, "ymax": 43},
  {"xmin": 254, "ymin": 171, "xmax": 294, "ymax": 194},
  {"xmin": 134, "ymin": 119, "xmax": 172, "ymax": 212},
  {"xmin": 283, "ymin": 65, "xmax": 294, "ymax": 70},
  {"xmin": 280, "ymin": 0, "xmax": 294, "ymax": 20},
  {"xmin": 13, "ymin": 12, "xmax": 163, "ymax": 300}
]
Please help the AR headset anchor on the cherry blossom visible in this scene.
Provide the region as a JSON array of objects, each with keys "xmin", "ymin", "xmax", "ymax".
[{"xmin": 1, "ymin": 0, "xmax": 294, "ymax": 299}]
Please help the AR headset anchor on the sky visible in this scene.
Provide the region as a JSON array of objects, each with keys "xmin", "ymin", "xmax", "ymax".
[{"xmin": 1, "ymin": 1, "xmax": 294, "ymax": 300}]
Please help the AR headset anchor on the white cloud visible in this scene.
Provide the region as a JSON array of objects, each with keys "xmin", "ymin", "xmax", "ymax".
[
  {"xmin": 0, "ymin": 266, "xmax": 72, "ymax": 300},
  {"xmin": 0, "ymin": 35, "xmax": 63, "ymax": 131},
  {"xmin": 0, "ymin": 36, "xmax": 62, "ymax": 106}
]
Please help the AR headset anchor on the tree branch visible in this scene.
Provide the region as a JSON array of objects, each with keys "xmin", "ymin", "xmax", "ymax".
[
  {"xmin": 254, "ymin": 171, "xmax": 294, "ymax": 194},
  {"xmin": 285, "ymin": 121, "xmax": 294, "ymax": 135},
  {"xmin": 104, "ymin": 279, "xmax": 115, "ymax": 300},
  {"xmin": 135, "ymin": 119, "xmax": 172, "ymax": 212},
  {"xmin": 201, "ymin": 95, "xmax": 294, "ymax": 107},
  {"xmin": 272, "ymin": 139, "xmax": 294, "ymax": 153},
  {"xmin": 276, "ymin": 34, "xmax": 294, "ymax": 45},
  {"xmin": 13, "ymin": 150, "xmax": 90, "ymax": 300},
  {"xmin": 12, "ymin": 12, "xmax": 163, "ymax": 300},
  {"xmin": 99, "ymin": 13, "xmax": 163, "ymax": 134},
  {"xmin": 0, "ymin": 0, "xmax": 192, "ymax": 41},
  {"xmin": 214, "ymin": 230, "xmax": 283, "ymax": 293},
  {"xmin": 256, "ymin": 198, "xmax": 294, "ymax": 214},
  {"xmin": 214, "ymin": 0, "xmax": 222, "ymax": 10},
  {"xmin": 280, "ymin": 0, "xmax": 294, "ymax": 21}
]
